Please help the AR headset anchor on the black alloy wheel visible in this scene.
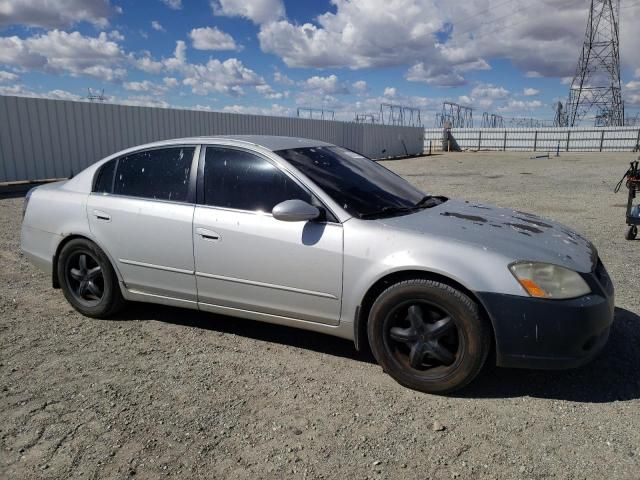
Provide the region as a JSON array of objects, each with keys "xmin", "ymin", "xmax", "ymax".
[
  {"xmin": 385, "ymin": 301, "xmax": 461, "ymax": 374},
  {"xmin": 65, "ymin": 251, "xmax": 104, "ymax": 306},
  {"xmin": 57, "ymin": 238, "xmax": 125, "ymax": 318},
  {"xmin": 367, "ymin": 279, "xmax": 491, "ymax": 394}
]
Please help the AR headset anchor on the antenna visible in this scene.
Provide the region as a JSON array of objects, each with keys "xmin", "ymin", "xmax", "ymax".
[{"xmin": 565, "ymin": 0, "xmax": 624, "ymax": 126}]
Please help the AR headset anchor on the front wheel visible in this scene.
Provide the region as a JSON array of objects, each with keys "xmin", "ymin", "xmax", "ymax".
[
  {"xmin": 57, "ymin": 238, "xmax": 125, "ymax": 318},
  {"xmin": 367, "ymin": 279, "xmax": 491, "ymax": 394},
  {"xmin": 626, "ymin": 225, "xmax": 637, "ymax": 240}
]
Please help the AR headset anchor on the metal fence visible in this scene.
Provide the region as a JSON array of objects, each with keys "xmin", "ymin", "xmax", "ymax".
[
  {"xmin": 0, "ymin": 95, "xmax": 424, "ymax": 183},
  {"xmin": 424, "ymin": 127, "xmax": 640, "ymax": 152}
]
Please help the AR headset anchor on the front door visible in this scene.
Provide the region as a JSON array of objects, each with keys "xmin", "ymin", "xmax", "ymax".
[
  {"xmin": 88, "ymin": 146, "xmax": 198, "ymax": 302},
  {"xmin": 193, "ymin": 146, "xmax": 343, "ymax": 325}
]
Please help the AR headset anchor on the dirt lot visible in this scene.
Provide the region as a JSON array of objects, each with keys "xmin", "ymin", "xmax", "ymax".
[{"xmin": 1, "ymin": 151, "xmax": 640, "ymax": 480}]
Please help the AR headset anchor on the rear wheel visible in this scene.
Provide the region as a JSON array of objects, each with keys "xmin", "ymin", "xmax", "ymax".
[
  {"xmin": 57, "ymin": 238, "xmax": 125, "ymax": 318},
  {"xmin": 367, "ymin": 279, "xmax": 490, "ymax": 394}
]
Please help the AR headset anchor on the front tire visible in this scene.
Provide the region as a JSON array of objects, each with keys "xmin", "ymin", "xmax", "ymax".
[
  {"xmin": 57, "ymin": 238, "xmax": 125, "ymax": 318},
  {"xmin": 626, "ymin": 225, "xmax": 637, "ymax": 240},
  {"xmin": 367, "ymin": 279, "xmax": 490, "ymax": 394}
]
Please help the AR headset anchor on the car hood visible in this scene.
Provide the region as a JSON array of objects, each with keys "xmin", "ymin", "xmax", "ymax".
[{"xmin": 375, "ymin": 199, "xmax": 597, "ymax": 273}]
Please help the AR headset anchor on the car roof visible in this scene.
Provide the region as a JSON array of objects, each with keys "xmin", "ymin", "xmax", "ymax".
[{"xmin": 144, "ymin": 135, "xmax": 334, "ymax": 151}]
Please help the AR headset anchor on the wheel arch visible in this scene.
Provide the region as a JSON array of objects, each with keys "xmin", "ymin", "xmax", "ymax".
[
  {"xmin": 52, "ymin": 234, "xmax": 124, "ymax": 289},
  {"xmin": 354, "ymin": 269, "xmax": 497, "ymax": 356}
]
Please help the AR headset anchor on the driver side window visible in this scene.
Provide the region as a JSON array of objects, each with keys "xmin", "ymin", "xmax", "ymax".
[{"xmin": 203, "ymin": 147, "xmax": 312, "ymax": 212}]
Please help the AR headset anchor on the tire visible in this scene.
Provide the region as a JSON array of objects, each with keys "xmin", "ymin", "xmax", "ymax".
[
  {"xmin": 367, "ymin": 279, "xmax": 490, "ymax": 394},
  {"xmin": 57, "ymin": 238, "xmax": 125, "ymax": 318},
  {"xmin": 625, "ymin": 225, "xmax": 637, "ymax": 241}
]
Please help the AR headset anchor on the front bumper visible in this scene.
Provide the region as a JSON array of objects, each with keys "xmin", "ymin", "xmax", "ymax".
[{"xmin": 478, "ymin": 260, "xmax": 615, "ymax": 369}]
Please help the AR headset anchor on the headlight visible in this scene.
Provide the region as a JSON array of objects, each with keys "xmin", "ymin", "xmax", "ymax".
[{"xmin": 509, "ymin": 262, "xmax": 591, "ymax": 299}]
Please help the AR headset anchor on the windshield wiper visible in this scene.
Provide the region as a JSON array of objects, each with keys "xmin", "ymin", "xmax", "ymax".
[
  {"xmin": 359, "ymin": 196, "xmax": 447, "ymax": 219},
  {"xmin": 359, "ymin": 205, "xmax": 417, "ymax": 219},
  {"xmin": 414, "ymin": 195, "xmax": 445, "ymax": 208}
]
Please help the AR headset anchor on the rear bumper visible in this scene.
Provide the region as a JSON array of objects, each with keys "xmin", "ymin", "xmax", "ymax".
[
  {"xmin": 20, "ymin": 224, "xmax": 59, "ymax": 278},
  {"xmin": 478, "ymin": 277, "xmax": 614, "ymax": 369}
]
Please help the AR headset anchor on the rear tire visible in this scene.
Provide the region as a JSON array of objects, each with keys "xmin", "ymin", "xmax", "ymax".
[
  {"xmin": 367, "ymin": 279, "xmax": 490, "ymax": 394},
  {"xmin": 57, "ymin": 238, "xmax": 125, "ymax": 318}
]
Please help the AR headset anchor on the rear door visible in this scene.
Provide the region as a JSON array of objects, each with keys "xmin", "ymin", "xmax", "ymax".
[
  {"xmin": 87, "ymin": 145, "xmax": 199, "ymax": 302},
  {"xmin": 193, "ymin": 145, "xmax": 343, "ymax": 325}
]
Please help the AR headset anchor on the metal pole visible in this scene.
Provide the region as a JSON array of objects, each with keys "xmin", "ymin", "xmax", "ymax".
[
  {"xmin": 429, "ymin": 140, "xmax": 432, "ymax": 156},
  {"xmin": 533, "ymin": 131, "xmax": 538, "ymax": 152},
  {"xmin": 478, "ymin": 131, "xmax": 482, "ymax": 150},
  {"xmin": 503, "ymin": 130, "xmax": 507, "ymax": 151},
  {"xmin": 599, "ymin": 130, "xmax": 605, "ymax": 152},
  {"xmin": 566, "ymin": 130, "xmax": 571, "ymax": 152}
]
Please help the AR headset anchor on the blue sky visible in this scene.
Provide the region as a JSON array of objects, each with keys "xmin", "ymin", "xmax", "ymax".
[{"xmin": 0, "ymin": 0, "xmax": 639, "ymax": 126}]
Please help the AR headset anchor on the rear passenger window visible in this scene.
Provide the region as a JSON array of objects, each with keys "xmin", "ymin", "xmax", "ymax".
[
  {"xmin": 93, "ymin": 159, "xmax": 116, "ymax": 193},
  {"xmin": 203, "ymin": 147, "xmax": 311, "ymax": 212},
  {"xmin": 113, "ymin": 147, "xmax": 195, "ymax": 202}
]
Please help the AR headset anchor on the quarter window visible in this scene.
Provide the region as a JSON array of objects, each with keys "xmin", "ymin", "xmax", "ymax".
[
  {"xmin": 203, "ymin": 147, "xmax": 312, "ymax": 212},
  {"xmin": 93, "ymin": 158, "xmax": 116, "ymax": 194},
  {"xmin": 113, "ymin": 147, "xmax": 195, "ymax": 202}
]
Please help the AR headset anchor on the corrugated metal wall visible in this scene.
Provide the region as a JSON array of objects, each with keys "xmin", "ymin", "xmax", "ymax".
[
  {"xmin": 0, "ymin": 95, "xmax": 424, "ymax": 183},
  {"xmin": 424, "ymin": 127, "xmax": 640, "ymax": 152}
]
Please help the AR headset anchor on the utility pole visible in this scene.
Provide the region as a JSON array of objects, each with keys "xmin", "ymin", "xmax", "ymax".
[{"xmin": 565, "ymin": 0, "xmax": 624, "ymax": 126}]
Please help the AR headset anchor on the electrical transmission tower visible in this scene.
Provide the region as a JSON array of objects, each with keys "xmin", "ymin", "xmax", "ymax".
[
  {"xmin": 435, "ymin": 102, "xmax": 473, "ymax": 128},
  {"xmin": 297, "ymin": 107, "xmax": 335, "ymax": 120},
  {"xmin": 379, "ymin": 103, "xmax": 422, "ymax": 127},
  {"xmin": 481, "ymin": 112, "xmax": 504, "ymax": 128},
  {"xmin": 565, "ymin": 0, "xmax": 624, "ymax": 126},
  {"xmin": 87, "ymin": 88, "xmax": 106, "ymax": 102}
]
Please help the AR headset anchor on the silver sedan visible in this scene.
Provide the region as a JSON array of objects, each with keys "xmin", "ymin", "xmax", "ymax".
[{"xmin": 21, "ymin": 136, "xmax": 614, "ymax": 393}]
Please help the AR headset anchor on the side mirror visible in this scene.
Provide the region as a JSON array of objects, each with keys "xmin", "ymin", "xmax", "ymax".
[{"xmin": 272, "ymin": 199, "xmax": 320, "ymax": 222}]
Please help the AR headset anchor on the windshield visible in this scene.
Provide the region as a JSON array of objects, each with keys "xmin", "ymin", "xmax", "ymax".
[{"xmin": 275, "ymin": 146, "xmax": 427, "ymax": 218}]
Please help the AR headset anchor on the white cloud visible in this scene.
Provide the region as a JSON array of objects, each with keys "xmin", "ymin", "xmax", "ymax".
[
  {"xmin": 161, "ymin": 0, "xmax": 182, "ymax": 9},
  {"xmin": 256, "ymin": 84, "xmax": 287, "ymax": 99},
  {"xmin": 158, "ymin": 41, "xmax": 266, "ymax": 96},
  {"xmin": 134, "ymin": 53, "xmax": 164, "ymax": 74},
  {"xmin": 523, "ymin": 87, "xmax": 540, "ymax": 96},
  {"xmin": 121, "ymin": 95, "xmax": 170, "ymax": 108},
  {"xmin": 108, "ymin": 30, "xmax": 125, "ymax": 41},
  {"xmin": 383, "ymin": 87, "xmax": 397, "ymax": 98},
  {"xmin": 0, "ymin": 83, "xmax": 83, "ymax": 101},
  {"xmin": 497, "ymin": 99, "xmax": 544, "ymax": 113},
  {"xmin": 273, "ymin": 70, "xmax": 294, "ymax": 86},
  {"xmin": 222, "ymin": 103, "xmax": 292, "ymax": 116},
  {"xmin": 304, "ymin": 74, "xmax": 350, "ymax": 95},
  {"xmin": 123, "ymin": 80, "xmax": 167, "ymax": 95},
  {"xmin": 256, "ymin": 0, "xmax": 640, "ymax": 87},
  {"xmin": 0, "ymin": 0, "xmax": 116, "ymax": 28},
  {"xmin": 211, "ymin": 0, "xmax": 284, "ymax": 24},
  {"xmin": 163, "ymin": 76, "xmax": 179, "ymax": 87},
  {"xmin": 405, "ymin": 62, "xmax": 467, "ymax": 87},
  {"xmin": 151, "ymin": 20, "xmax": 165, "ymax": 32},
  {"xmin": 352, "ymin": 80, "xmax": 367, "ymax": 93},
  {"xmin": 0, "ymin": 70, "xmax": 19, "ymax": 82},
  {"xmin": 189, "ymin": 27, "xmax": 239, "ymax": 51},
  {"xmin": 471, "ymin": 84, "xmax": 509, "ymax": 100},
  {"xmin": 0, "ymin": 30, "xmax": 126, "ymax": 81}
]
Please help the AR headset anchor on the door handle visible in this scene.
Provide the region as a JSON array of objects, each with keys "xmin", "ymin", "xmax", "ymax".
[
  {"xmin": 196, "ymin": 227, "xmax": 220, "ymax": 241},
  {"xmin": 93, "ymin": 210, "xmax": 111, "ymax": 221}
]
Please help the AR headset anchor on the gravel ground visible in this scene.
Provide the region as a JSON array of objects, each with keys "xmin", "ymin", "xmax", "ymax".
[{"xmin": 1, "ymin": 151, "xmax": 639, "ymax": 480}]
